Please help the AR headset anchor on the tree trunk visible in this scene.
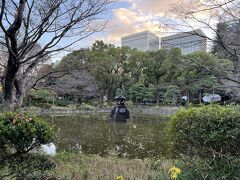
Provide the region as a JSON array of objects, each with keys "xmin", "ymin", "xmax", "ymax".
[
  {"xmin": 0, "ymin": 79, "xmax": 4, "ymax": 103},
  {"xmin": 0, "ymin": 0, "xmax": 26, "ymax": 111},
  {"xmin": 99, "ymin": 96, "xmax": 103, "ymax": 108},
  {"xmin": 106, "ymin": 86, "xmax": 113, "ymax": 102},
  {"xmin": 186, "ymin": 89, "xmax": 190, "ymax": 108},
  {"xmin": 156, "ymin": 83, "xmax": 161, "ymax": 104},
  {"xmin": 156, "ymin": 91, "xmax": 160, "ymax": 104},
  {"xmin": 199, "ymin": 91, "xmax": 202, "ymax": 104},
  {"xmin": 15, "ymin": 78, "xmax": 26, "ymax": 107},
  {"xmin": 1, "ymin": 56, "xmax": 20, "ymax": 111}
]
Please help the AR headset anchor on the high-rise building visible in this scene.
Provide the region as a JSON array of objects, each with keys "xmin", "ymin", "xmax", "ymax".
[
  {"xmin": 121, "ymin": 31, "xmax": 159, "ymax": 52},
  {"xmin": 161, "ymin": 29, "xmax": 207, "ymax": 55}
]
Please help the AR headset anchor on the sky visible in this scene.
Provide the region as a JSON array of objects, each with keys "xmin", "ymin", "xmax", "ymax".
[
  {"xmin": 56, "ymin": 0, "xmax": 181, "ymax": 57},
  {"xmin": 54, "ymin": 0, "xmax": 213, "ymax": 61},
  {"xmin": 100, "ymin": 0, "xmax": 178, "ymax": 44}
]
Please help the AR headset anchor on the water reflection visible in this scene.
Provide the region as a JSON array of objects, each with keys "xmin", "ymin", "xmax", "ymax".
[{"xmin": 44, "ymin": 113, "xmax": 170, "ymax": 159}]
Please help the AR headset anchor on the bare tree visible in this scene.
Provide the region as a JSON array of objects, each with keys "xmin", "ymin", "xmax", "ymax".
[
  {"xmin": 0, "ymin": 0, "xmax": 111, "ymax": 110},
  {"xmin": 50, "ymin": 70, "xmax": 100, "ymax": 101},
  {"xmin": 163, "ymin": 0, "xmax": 240, "ymax": 100}
]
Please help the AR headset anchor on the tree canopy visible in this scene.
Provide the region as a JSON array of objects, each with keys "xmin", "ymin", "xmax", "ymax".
[{"xmin": 53, "ymin": 40, "xmax": 234, "ymax": 105}]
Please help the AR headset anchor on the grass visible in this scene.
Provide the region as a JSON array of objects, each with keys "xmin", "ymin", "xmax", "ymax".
[{"xmin": 53, "ymin": 153, "xmax": 175, "ymax": 180}]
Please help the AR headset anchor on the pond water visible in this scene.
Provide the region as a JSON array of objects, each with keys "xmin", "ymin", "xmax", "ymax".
[{"xmin": 44, "ymin": 113, "xmax": 170, "ymax": 159}]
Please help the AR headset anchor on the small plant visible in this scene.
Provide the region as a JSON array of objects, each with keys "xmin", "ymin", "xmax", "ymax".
[
  {"xmin": 55, "ymin": 99, "xmax": 73, "ymax": 107},
  {"xmin": 168, "ymin": 166, "xmax": 181, "ymax": 180},
  {"xmin": 37, "ymin": 103, "xmax": 52, "ymax": 109},
  {"xmin": 116, "ymin": 175, "xmax": 125, "ymax": 180},
  {"xmin": 0, "ymin": 112, "xmax": 55, "ymax": 179}
]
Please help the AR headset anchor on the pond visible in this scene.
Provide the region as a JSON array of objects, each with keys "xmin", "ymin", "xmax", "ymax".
[{"xmin": 44, "ymin": 113, "xmax": 170, "ymax": 159}]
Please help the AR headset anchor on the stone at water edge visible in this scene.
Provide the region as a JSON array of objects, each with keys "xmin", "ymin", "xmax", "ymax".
[{"xmin": 40, "ymin": 143, "xmax": 57, "ymax": 156}]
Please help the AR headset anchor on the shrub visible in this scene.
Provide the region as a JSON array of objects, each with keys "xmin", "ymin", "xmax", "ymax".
[
  {"xmin": 55, "ymin": 100, "xmax": 73, "ymax": 107},
  {"xmin": 37, "ymin": 103, "xmax": 52, "ymax": 109},
  {"xmin": 0, "ymin": 112, "xmax": 55, "ymax": 178},
  {"xmin": 79, "ymin": 103, "xmax": 95, "ymax": 111},
  {"xmin": 85, "ymin": 99, "xmax": 99, "ymax": 107},
  {"xmin": 168, "ymin": 105, "xmax": 240, "ymax": 179},
  {"xmin": 168, "ymin": 105, "xmax": 240, "ymax": 158},
  {"xmin": 28, "ymin": 89, "xmax": 55, "ymax": 105}
]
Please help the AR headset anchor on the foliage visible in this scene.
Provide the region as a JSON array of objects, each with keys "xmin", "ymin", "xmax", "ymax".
[
  {"xmin": 56, "ymin": 49, "xmax": 90, "ymax": 70},
  {"xmin": 30, "ymin": 89, "xmax": 55, "ymax": 103},
  {"xmin": 54, "ymin": 152, "xmax": 238, "ymax": 180},
  {"xmin": 79, "ymin": 103, "xmax": 96, "ymax": 111},
  {"xmin": 37, "ymin": 103, "xmax": 52, "ymax": 109},
  {"xmin": 162, "ymin": 85, "xmax": 181, "ymax": 105},
  {"xmin": 143, "ymin": 48, "xmax": 182, "ymax": 86},
  {"xmin": 128, "ymin": 83, "xmax": 156, "ymax": 103},
  {"xmin": 55, "ymin": 40, "xmax": 234, "ymax": 105},
  {"xmin": 168, "ymin": 105, "xmax": 240, "ymax": 179},
  {"xmin": 0, "ymin": 112, "xmax": 55, "ymax": 178},
  {"xmin": 212, "ymin": 21, "xmax": 239, "ymax": 62},
  {"xmin": 2, "ymin": 154, "xmax": 55, "ymax": 179},
  {"xmin": 89, "ymin": 41, "xmax": 132, "ymax": 101},
  {"xmin": 176, "ymin": 52, "xmax": 231, "ymax": 103},
  {"xmin": 53, "ymin": 152, "xmax": 176, "ymax": 179},
  {"xmin": 50, "ymin": 70, "xmax": 100, "ymax": 100},
  {"xmin": 174, "ymin": 156, "xmax": 240, "ymax": 180},
  {"xmin": 55, "ymin": 100, "xmax": 73, "ymax": 107}
]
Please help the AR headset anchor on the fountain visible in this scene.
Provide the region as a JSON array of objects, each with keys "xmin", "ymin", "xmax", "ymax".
[{"xmin": 110, "ymin": 83, "xmax": 130, "ymax": 122}]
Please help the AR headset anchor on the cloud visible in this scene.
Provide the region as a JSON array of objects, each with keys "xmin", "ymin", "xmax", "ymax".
[
  {"xmin": 52, "ymin": 0, "xmax": 219, "ymax": 61},
  {"xmin": 102, "ymin": 7, "xmax": 165, "ymax": 46},
  {"xmin": 97, "ymin": 0, "xmax": 216, "ymax": 50},
  {"xmin": 123, "ymin": 0, "xmax": 180, "ymax": 14},
  {"xmin": 100, "ymin": 0, "xmax": 184, "ymax": 46},
  {"xmin": 66, "ymin": 1, "xmax": 185, "ymax": 48}
]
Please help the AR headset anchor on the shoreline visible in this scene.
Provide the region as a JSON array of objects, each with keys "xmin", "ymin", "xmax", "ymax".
[{"xmin": 20, "ymin": 106, "xmax": 180, "ymax": 116}]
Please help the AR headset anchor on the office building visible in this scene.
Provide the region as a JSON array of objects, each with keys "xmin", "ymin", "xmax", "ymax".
[
  {"xmin": 121, "ymin": 31, "xmax": 159, "ymax": 52},
  {"xmin": 161, "ymin": 29, "xmax": 207, "ymax": 55}
]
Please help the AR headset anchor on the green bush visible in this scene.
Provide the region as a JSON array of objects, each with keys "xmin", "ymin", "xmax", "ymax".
[
  {"xmin": 37, "ymin": 103, "xmax": 52, "ymax": 109},
  {"xmin": 79, "ymin": 103, "xmax": 96, "ymax": 111},
  {"xmin": 168, "ymin": 105, "xmax": 240, "ymax": 179},
  {"xmin": 29, "ymin": 89, "xmax": 55, "ymax": 105},
  {"xmin": 0, "ymin": 112, "xmax": 55, "ymax": 178},
  {"xmin": 85, "ymin": 100, "xmax": 100, "ymax": 107},
  {"xmin": 168, "ymin": 105, "xmax": 240, "ymax": 158},
  {"xmin": 55, "ymin": 100, "xmax": 73, "ymax": 107}
]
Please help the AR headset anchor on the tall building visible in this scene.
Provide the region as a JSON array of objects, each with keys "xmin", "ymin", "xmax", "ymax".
[
  {"xmin": 121, "ymin": 31, "xmax": 159, "ymax": 52},
  {"xmin": 161, "ymin": 29, "xmax": 207, "ymax": 55}
]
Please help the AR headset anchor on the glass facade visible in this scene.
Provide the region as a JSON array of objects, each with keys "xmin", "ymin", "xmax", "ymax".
[
  {"xmin": 161, "ymin": 29, "xmax": 207, "ymax": 55},
  {"xmin": 121, "ymin": 31, "xmax": 159, "ymax": 52}
]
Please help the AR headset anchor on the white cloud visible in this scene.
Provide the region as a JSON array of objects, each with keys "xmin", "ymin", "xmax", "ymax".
[
  {"xmin": 101, "ymin": 0, "xmax": 186, "ymax": 45},
  {"xmin": 103, "ymin": 8, "xmax": 166, "ymax": 46},
  {"xmin": 122, "ymin": 0, "xmax": 180, "ymax": 14}
]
